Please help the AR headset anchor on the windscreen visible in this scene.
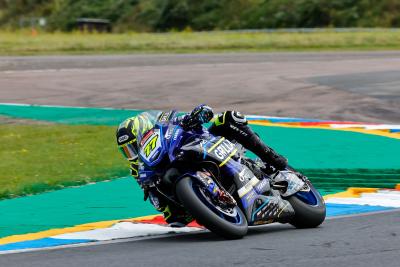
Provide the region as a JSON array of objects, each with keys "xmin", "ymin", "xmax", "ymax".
[{"xmin": 135, "ymin": 111, "xmax": 162, "ymax": 145}]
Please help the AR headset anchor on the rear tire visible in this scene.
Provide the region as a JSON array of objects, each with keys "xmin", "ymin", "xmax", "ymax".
[
  {"xmin": 176, "ymin": 176, "xmax": 248, "ymax": 239},
  {"xmin": 287, "ymin": 181, "xmax": 326, "ymax": 228}
]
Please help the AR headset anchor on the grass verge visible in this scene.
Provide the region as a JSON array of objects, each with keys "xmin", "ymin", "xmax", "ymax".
[
  {"xmin": 0, "ymin": 122, "xmax": 127, "ymax": 199},
  {"xmin": 1, "ymin": 30, "xmax": 400, "ymax": 55}
]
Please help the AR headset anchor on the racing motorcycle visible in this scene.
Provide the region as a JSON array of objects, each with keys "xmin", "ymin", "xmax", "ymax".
[{"xmin": 137, "ymin": 111, "xmax": 326, "ymax": 239}]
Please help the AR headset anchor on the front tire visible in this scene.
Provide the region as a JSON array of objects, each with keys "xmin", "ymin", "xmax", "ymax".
[{"xmin": 176, "ymin": 176, "xmax": 248, "ymax": 239}]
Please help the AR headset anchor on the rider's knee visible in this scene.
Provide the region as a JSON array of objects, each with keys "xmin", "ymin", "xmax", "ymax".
[{"xmin": 213, "ymin": 111, "xmax": 247, "ymax": 127}]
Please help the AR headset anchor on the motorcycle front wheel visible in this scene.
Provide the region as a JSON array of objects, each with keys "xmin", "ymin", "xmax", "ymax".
[{"xmin": 176, "ymin": 176, "xmax": 248, "ymax": 239}]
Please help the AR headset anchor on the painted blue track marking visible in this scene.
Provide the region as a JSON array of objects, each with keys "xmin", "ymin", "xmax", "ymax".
[
  {"xmin": 326, "ymin": 203, "xmax": 394, "ymax": 217},
  {"xmin": 0, "ymin": 238, "xmax": 94, "ymax": 251}
]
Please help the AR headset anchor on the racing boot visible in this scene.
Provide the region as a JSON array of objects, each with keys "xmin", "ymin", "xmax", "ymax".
[
  {"xmin": 147, "ymin": 189, "xmax": 194, "ymax": 227},
  {"xmin": 161, "ymin": 205, "xmax": 194, "ymax": 227},
  {"xmin": 250, "ymin": 195, "xmax": 294, "ymax": 225},
  {"xmin": 209, "ymin": 111, "xmax": 288, "ymax": 171}
]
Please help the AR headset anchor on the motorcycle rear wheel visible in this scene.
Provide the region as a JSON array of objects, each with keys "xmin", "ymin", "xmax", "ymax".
[{"xmin": 287, "ymin": 180, "xmax": 326, "ymax": 228}]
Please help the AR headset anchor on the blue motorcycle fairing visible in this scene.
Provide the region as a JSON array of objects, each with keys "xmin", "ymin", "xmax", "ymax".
[
  {"xmin": 165, "ymin": 124, "xmax": 186, "ymax": 162},
  {"xmin": 138, "ymin": 167, "xmax": 158, "ymax": 185},
  {"xmin": 138, "ymin": 125, "xmax": 168, "ymax": 167},
  {"xmin": 167, "ymin": 126, "xmax": 215, "ymax": 162},
  {"xmin": 138, "ymin": 118, "xmax": 211, "ymax": 168},
  {"xmin": 241, "ymin": 188, "xmax": 258, "ymax": 209},
  {"xmin": 136, "ymin": 110, "xmax": 181, "ymax": 168}
]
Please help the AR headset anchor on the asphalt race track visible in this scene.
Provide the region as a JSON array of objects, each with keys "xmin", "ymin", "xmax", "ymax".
[
  {"xmin": 0, "ymin": 210, "xmax": 399, "ymax": 267},
  {"xmin": 1, "ymin": 52, "xmax": 400, "ymax": 123}
]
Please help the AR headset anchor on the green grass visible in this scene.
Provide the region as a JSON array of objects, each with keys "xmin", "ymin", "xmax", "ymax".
[
  {"xmin": 1, "ymin": 30, "xmax": 400, "ymax": 55},
  {"xmin": 0, "ymin": 123, "xmax": 128, "ymax": 199}
]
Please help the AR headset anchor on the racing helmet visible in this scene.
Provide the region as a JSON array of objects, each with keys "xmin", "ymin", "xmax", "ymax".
[{"xmin": 116, "ymin": 113, "xmax": 157, "ymax": 160}]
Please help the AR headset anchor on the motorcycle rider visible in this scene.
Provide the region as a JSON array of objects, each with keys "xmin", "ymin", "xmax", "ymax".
[{"xmin": 116, "ymin": 105, "xmax": 291, "ymax": 227}]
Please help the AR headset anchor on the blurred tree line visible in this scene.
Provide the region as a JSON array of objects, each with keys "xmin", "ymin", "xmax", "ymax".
[{"xmin": 1, "ymin": 0, "xmax": 400, "ymax": 31}]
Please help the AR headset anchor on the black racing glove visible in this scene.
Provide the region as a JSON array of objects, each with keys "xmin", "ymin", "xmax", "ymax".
[{"xmin": 180, "ymin": 104, "xmax": 214, "ymax": 130}]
